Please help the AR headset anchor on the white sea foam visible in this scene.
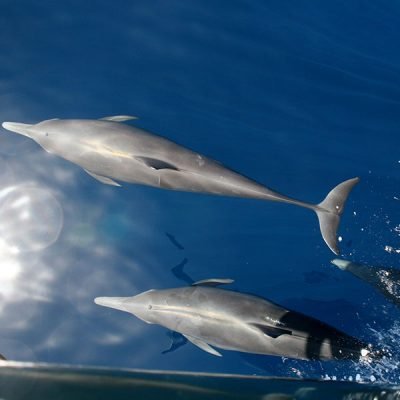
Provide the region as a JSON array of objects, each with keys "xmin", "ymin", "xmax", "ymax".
[
  {"xmin": 384, "ymin": 245, "xmax": 400, "ymax": 254},
  {"xmin": 350, "ymin": 321, "xmax": 400, "ymax": 384}
]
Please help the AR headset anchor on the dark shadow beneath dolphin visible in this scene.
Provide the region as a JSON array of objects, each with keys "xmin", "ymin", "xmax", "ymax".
[
  {"xmin": 171, "ymin": 258, "xmax": 193, "ymax": 285},
  {"xmin": 303, "ymin": 271, "xmax": 331, "ymax": 284},
  {"xmin": 165, "ymin": 232, "xmax": 185, "ymax": 250},
  {"xmin": 162, "ymin": 331, "xmax": 188, "ymax": 355}
]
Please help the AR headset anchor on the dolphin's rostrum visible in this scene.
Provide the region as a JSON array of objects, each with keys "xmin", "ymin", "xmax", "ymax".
[
  {"xmin": 1, "ymin": 116, "xmax": 359, "ymax": 254},
  {"xmin": 94, "ymin": 279, "xmax": 377, "ymax": 361}
]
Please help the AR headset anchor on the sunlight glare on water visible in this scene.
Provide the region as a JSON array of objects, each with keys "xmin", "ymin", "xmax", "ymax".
[
  {"xmin": 0, "ymin": 185, "xmax": 63, "ymax": 253},
  {"xmin": 0, "ymin": 185, "xmax": 63, "ymax": 307}
]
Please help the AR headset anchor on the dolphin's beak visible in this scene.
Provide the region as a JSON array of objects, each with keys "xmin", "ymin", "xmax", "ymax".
[
  {"xmin": 2, "ymin": 122, "xmax": 34, "ymax": 138},
  {"xmin": 331, "ymin": 258, "xmax": 351, "ymax": 270},
  {"xmin": 94, "ymin": 296, "xmax": 129, "ymax": 312}
]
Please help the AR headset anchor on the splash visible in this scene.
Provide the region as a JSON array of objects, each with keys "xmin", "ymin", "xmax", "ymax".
[
  {"xmin": 349, "ymin": 321, "xmax": 400, "ymax": 384},
  {"xmin": 384, "ymin": 246, "xmax": 400, "ymax": 254},
  {"xmin": 376, "ymin": 269, "xmax": 400, "ymax": 298},
  {"xmin": 383, "ymin": 223, "xmax": 400, "ymax": 253}
]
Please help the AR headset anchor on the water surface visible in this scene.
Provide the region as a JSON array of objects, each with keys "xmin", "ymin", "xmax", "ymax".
[{"xmin": 0, "ymin": 0, "xmax": 399, "ymax": 384}]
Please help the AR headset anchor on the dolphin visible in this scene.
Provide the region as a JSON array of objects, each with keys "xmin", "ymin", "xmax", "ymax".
[
  {"xmin": 1, "ymin": 116, "xmax": 359, "ymax": 254},
  {"xmin": 332, "ymin": 259, "xmax": 400, "ymax": 307},
  {"xmin": 94, "ymin": 279, "xmax": 377, "ymax": 361}
]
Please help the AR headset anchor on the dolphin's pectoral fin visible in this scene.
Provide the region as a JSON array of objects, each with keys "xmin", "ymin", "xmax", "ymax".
[
  {"xmin": 183, "ymin": 334, "xmax": 222, "ymax": 357},
  {"xmin": 135, "ymin": 156, "xmax": 180, "ymax": 171},
  {"xmin": 192, "ymin": 278, "xmax": 234, "ymax": 287},
  {"xmin": 251, "ymin": 323, "xmax": 292, "ymax": 338},
  {"xmin": 84, "ymin": 169, "xmax": 121, "ymax": 187},
  {"xmin": 99, "ymin": 115, "xmax": 138, "ymax": 122},
  {"xmin": 162, "ymin": 331, "xmax": 188, "ymax": 355}
]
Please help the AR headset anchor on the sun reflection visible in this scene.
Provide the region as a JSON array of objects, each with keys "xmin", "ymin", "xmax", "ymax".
[
  {"xmin": 0, "ymin": 184, "xmax": 64, "ymax": 310},
  {"xmin": 0, "ymin": 238, "xmax": 21, "ymax": 300},
  {"xmin": 0, "ymin": 185, "xmax": 64, "ymax": 253}
]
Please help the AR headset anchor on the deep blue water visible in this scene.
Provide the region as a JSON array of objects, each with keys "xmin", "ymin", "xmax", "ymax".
[{"xmin": 0, "ymin": 0, "xmax": 399, "ymax": 385}]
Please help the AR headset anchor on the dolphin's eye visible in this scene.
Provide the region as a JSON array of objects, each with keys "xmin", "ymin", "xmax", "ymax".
[
  {"xmin": 148, "ymin": 305, "xmax": 152, "ymax": 310},
  {"xmin": 45, "ymin": 132, "xmax": 49, "ymax": 137}
]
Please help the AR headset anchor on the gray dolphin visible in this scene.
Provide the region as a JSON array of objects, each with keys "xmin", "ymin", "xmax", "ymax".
[
  {"xmin": 332, "ymin": 259, "xmax": 400, "ymax": 307},
  {"xmin": 94, "ymin": 279, "xmax": 376, "ymax": 361},
  {"xmin": 1, "ymin": 116, "xmax": 359, "ymax": 254}
]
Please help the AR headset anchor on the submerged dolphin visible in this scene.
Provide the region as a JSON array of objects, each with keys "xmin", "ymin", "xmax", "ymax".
[
  {"xmin": 1, "ymin": 116, "xmax": 359, "ymax": 254},
  {"xmin": 332, "ymin": 259, "xmax": 400, "ymax": 307},
  {"xmin": 94, "ymin": 279, "xmax": 376, "ymax": 361}
]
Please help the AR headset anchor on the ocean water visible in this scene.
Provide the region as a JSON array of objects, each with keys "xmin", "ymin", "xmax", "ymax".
[{"xmin": 0, "ymin": 0, "xmax": 399, "ymax": 388}]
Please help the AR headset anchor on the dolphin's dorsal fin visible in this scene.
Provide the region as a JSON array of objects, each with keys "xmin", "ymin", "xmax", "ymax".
[
  {"xmin": 183, "ymin": 334, "xmax": 222, "ymax": 357},
  {"xmin": 135, "ymin": 156, "xmax": 179, "ymax": 171},
  {"xmin": 84, "ymin": 169, "xmax": 121, "ymax": 187},
  {"xmin": 192, "ymin": 278, "xmax": 234, "ymax": 287},
  {"xmin": 251, "ymin": 323, "xmax": 292, "ymax": 338},
  {"xmin": 100, "ymin": 115, "xmax": 138, "ymax": 122}
]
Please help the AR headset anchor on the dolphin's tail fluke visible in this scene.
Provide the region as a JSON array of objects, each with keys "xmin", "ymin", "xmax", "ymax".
[{"xmin": 315, "ymin": 177, "xmax": 360, "ymax": 255}]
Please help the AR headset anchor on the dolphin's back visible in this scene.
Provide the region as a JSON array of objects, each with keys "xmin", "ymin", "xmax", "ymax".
[
  {"xmin": 47, "ymin": 119, "xmax": 280, "ymax": 198},
  {"xmin": 99, "ymin": 121, "xmax": 281, "ymax": 198}
]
